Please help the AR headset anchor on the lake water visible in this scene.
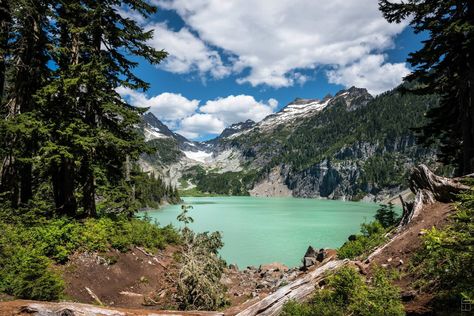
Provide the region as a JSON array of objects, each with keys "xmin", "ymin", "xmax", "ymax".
[{"xmin": 145, "ymin": 197, "xmax": 381, "ymax": 268}]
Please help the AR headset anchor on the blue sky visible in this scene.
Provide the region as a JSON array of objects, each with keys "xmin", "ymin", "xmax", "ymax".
[{"xmin": 117, "ymin": 1, "xmax": 424, "ymax": 141}]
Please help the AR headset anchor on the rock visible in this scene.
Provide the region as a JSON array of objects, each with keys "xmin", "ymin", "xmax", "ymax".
[
  {"xmin": 418, "ymin": 230, "xmax": 427, "ymax": 236},
  {"xmin": 259, "ymin": 262, "xmax": 289, "ymax": 273},
  {"xmin": 387, "ymin": 257, "xmax": 393, "ymax": 262},
  {"xmin": 401, "ymin": 290, "xmax": 417, "ymax": 302},
  {"xmin": 316, "ymin": 249, "xmax": 326, "ymax": 262},
  {"xmin": 221, "ymin": 276, "xmax": 233, "ymax": 286},
  {"xmin": 303, "ymin": 256, "xmax": 317, "ymax": 269},
  {"xmin": 229, "ymin": 264, "xmax": 239, "ymax": 271},
  {"xmin": 354, "ymin": 261, "xmax": 367, "ymax": 275},
  {"xmin": 304, "ymin": 246, "xmax": 317, "ymax": 258},
  {"xmin": 398, "ymin": 259, "xmax": 404, "ymax": 266},
  {"xmin": 251, "ymin": 292, "xmax": 258, "ymax": 298}
]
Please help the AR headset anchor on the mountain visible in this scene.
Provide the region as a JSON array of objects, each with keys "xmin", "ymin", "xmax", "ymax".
[{"xmin": 139, "ymin": 86, "xmax": 441, "ymax": 201}]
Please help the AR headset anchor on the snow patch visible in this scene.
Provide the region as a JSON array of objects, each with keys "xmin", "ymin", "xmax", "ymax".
[
  {"xmin": 144, "ymin": 127, "xmax": 168, "ymax": 141},
  {"xmin": 183, "ymin": 150, "xmax": 213, "ymax": 163}
]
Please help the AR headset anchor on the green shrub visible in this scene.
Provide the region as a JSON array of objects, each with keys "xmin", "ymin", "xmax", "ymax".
[
  {"xmin": 175, "ymin": 206, "xmax": 228, "ymax": 311},
  {"xmin": 411, "ymin": 187, "xmax": 474, "ymax": 307},
  {"xmin": 337, "ymin": 221, "xmax": 387, "ymax": 259},
  {"xmin": 375, "ymin": 203, "xmax": 400, "ymax": 228},
  {"xmin": 281, "ymin": 267, "xmax": 404, "ymax": 316},
  {"xmin": 0, "ymin": 214, "xmax": 179, "ymax": 301},
  {"xmin": 0, "ymin": 243, "xmax": 64, "ymax": 301}
]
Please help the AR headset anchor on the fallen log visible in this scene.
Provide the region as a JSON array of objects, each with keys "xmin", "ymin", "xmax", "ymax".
[
  {"xmin": 235, "ymin": 260, "xmax": 348, "ymax": 316},
  {"xmin": 6, "ymin": 300, "xmax": 224, "ymax": 316}
]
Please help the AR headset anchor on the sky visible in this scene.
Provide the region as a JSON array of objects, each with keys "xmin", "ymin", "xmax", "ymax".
[{"xmin": 117, "ymin": 0, "xmax": 424, "ymax": 141}]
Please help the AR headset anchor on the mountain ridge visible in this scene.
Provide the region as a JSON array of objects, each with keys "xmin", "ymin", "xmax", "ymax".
[{"xmin": 139, "ymin": 85, "xmax": 441, "ymax": 201}]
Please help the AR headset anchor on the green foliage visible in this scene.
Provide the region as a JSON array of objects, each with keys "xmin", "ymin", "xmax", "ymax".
[
  {"xmin": 375, "ymin": 203, "xmax": 400, "ymax": 228},
  {"xmin": 410, "ymin": 187, "xmax": 474, "ymax": 307},
  {"xmin": 281, "ymin": 267, "xmax": 404, "ymax": 316},
  {"xmin": 380, "ymin": 0, "xmax": 474, "ymax": 175},
  {"xmin": 182, "ymin": 166, "xmax": 258, "ymax": 196},
  {"xmin": 133, "ymin": 169, "xmax": 180, "ymax": 209},
  {"xmin": 0, "ymin": 0, "xmax": 169, "ymax": 217},
  {"xmin": 0, "ymin": 246, "xmax": 64, "ymax": 301},
  {"xmin": 337, "ymin": 221, "xmax": 387, "ymax": 259},
  {"xmin": 0, "ymin": 213, "xmax": 179, "ymax": 300},
  {"xmin": 175, "ymin": 205, "xmax": 228, "ymax": 310}
]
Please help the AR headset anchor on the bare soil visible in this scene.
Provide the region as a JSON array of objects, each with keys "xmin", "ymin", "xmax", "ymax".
[
  {"xmin": 61, "ymin": 246, "xmax": 180, "ymax": 310},
  {"xmin": 365, "ymin": 202, "xmax": 455, "ymax": 315}
]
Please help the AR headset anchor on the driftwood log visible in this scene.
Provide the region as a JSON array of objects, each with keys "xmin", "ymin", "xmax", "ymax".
[
  {"xmin": 397, "ymin": 164, "xmax": 469, "ymax": 230},
  {"xmin": 10, "ymin": 301, "xmax": 224, "ymax": 316},
  {"xmin": 235, "ymin": 260, "xmax": 348, "ymax": 316}
]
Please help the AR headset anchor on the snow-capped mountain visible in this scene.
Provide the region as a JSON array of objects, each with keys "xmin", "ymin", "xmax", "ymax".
[
  {"xmin": 141, "ymin": 112, "xmax": 204, "ymax": 151},
  {"xmin": 139, "ymin": 86, "xmax": 438, "ymax": 201}
]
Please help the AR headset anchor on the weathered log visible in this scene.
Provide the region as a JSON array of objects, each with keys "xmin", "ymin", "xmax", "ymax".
[
  {"xmin": 397, "ymin": 165, "xmax": 469, "ymax": 230},
  {"xmin": 8, "ymin": 301, "xmax": 224, "ymax": 316},
  {"xmin": 235, "ymin": 260, "xmax": 348, "ymax": 316}
]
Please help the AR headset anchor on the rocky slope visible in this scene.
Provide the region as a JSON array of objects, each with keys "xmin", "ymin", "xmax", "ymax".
[{"xmin": 139, "ymin": 86, "xmax": 440, "ymax": 201}]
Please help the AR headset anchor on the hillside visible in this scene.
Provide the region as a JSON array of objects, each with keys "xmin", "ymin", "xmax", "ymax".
[{"xmin": 140, "ymin": 86, "xmax": 441, "ymax": 201}]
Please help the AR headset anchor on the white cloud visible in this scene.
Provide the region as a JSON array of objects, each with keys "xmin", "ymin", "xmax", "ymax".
[
  {"xmin": 146, "ymin": 23, "xmax": 231, "ymax": 79},
  {"xmin": 116, "ymin": 86, "xmax": 199, "ymax": 128},
  {"xmin": 200, "ymin": 95, "xmax": 277, "ymax": 126},
  {"xmin": 177, "ymin": 114, "xmax": 225, "ymax": 139},
  {"xmin": 326, "ymin": 55, "xmax": 410, "ymax": 95},
  {"xmin": 114, "ymin": 6, "xmax": 147, "ymax": 25},
  {"xmin": 151, "ymin": 0, "xmax": 408, "ymax": 91},
  {"xmin": 117, "ymin": 87, "xmax": 277, "ymax": 139}
]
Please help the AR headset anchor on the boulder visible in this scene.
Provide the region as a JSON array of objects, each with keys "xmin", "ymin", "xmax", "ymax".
[
  {"xmin": 229, "ymin": 264, "xmax": 239, "ymax": 271},
  {"xmin": 316, "ymin": 248, "xmax": 326, "ymax": 262},
  {"xmin": 303, "ymin": 256, "xmax": 317, "ymax": 269},
  {"xmin": 304, "ymin": 246, "xmax": 317, "ymax": 258},
  {"xmin": 258, "ymin": 262, "xmax": 289, "ymax": 273}
]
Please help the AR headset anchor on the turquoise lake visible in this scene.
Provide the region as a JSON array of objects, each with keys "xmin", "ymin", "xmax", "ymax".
[{"xmin": 145, "ymin": 197, "xmax": 380, "ymax": 268}]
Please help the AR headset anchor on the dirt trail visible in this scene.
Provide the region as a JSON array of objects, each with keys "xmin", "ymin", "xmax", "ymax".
[{"xmin": 366, "ymin": 202, "xmax": 455, "ymax": 315}]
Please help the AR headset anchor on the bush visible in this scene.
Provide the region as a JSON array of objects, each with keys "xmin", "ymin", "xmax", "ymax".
[
  {"xmin": 375, "ymin": 203, "xmax": 400, "ymax": 228},
  {"xmin": 337, "ymin": 221, "xmax": 387, "ymax": 259},
  {"xmin": 0, "ymin": 214, "xmax": 179, "ymax": 301},
  {"xmin": 175, "ymin": 206, "xmax": 228, "ymax": 310},
  {"xmin": 0, "ymin": 227, "xmax": 64, "ymax": 301},
  {"xmin": 281, "ymin": 267, "xmax": 404, "ymax": 316},
  {"xmin": 411, "ymin": 186, "xmax": 474, "ymax": 308}
]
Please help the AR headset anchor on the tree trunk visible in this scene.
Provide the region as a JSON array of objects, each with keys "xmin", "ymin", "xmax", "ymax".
[
  {"xmin": 396, "ymin": 164, "xmax": 469, "ymax": 230},
  {"xmin": 52, "ymin": 158, "xmax": 77, "ymax": 217},
  {"xmin": 463, "ymin": 0, "xmax": 474, "ymax": 175},
  {"xmin": 81, "ymin": 155, "xmax": 96, "ymax": 217}
]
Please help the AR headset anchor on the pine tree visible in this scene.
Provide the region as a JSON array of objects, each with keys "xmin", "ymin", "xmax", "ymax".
[
  {"xmin": 379, "ymin": 0, "xmax": 474, "ymax": 175},
  {"xmin": 36, "ymin": 0, "xmax": 167, "ymax": 217},
  {"xmin": 0, "ymin": 0, "xmax": 50, "ymax": 207}
]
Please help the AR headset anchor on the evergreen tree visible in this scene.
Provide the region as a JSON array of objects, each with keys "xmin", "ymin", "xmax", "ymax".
[
  {"xmin": 379, "ymin": 0, "xmax": 474, "ymax": 175},
  {"xmin": 36, "ymin": 0, "xmax": 167, "ymax": 217},
  {"xmin": 0, "ymin": 0, "xmax": 50, "ymax": 207}
]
